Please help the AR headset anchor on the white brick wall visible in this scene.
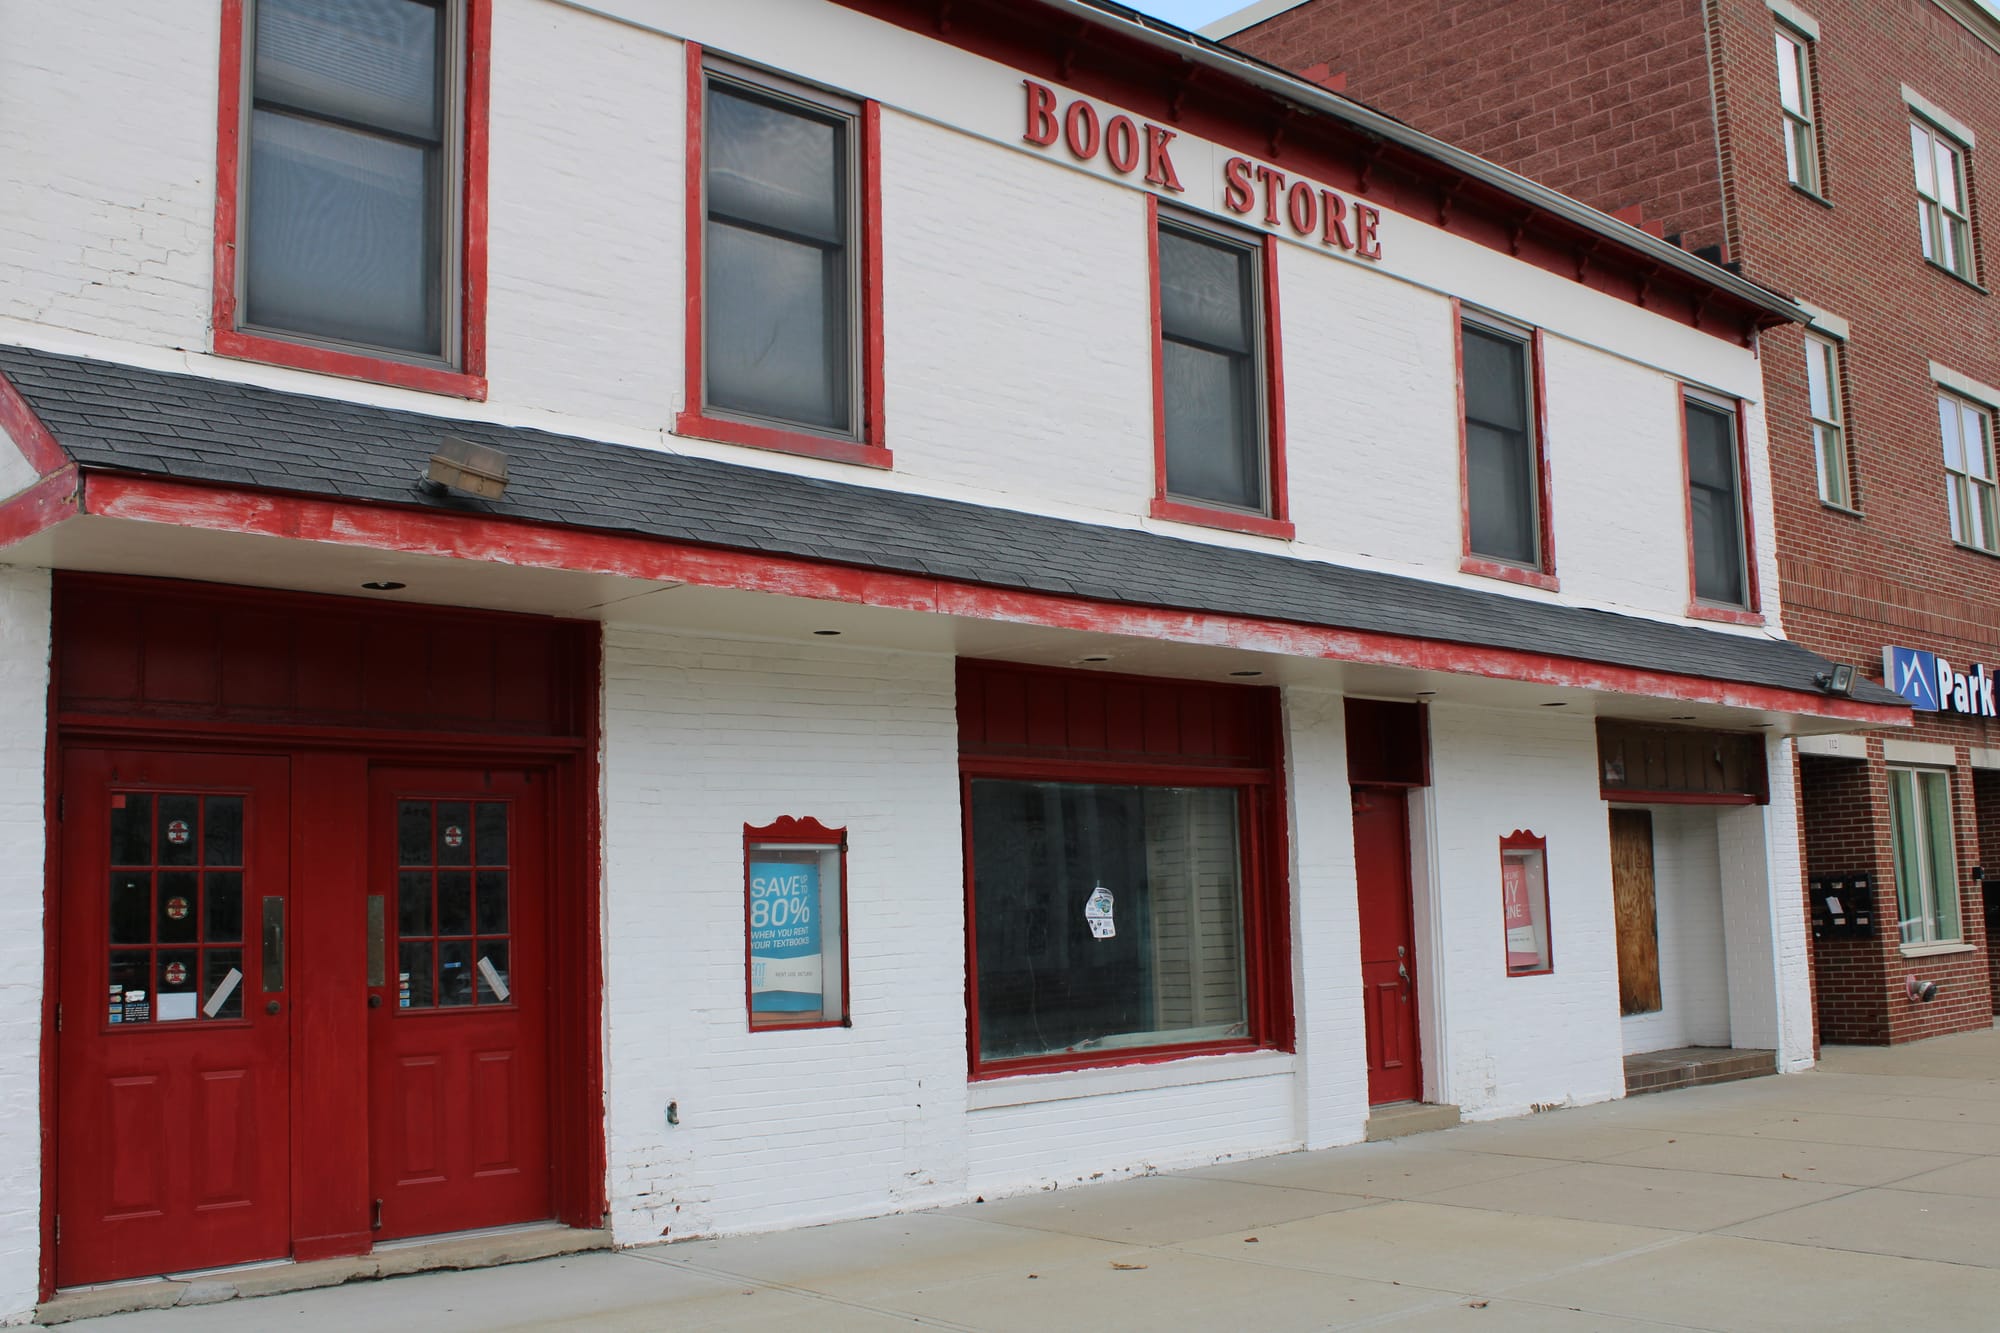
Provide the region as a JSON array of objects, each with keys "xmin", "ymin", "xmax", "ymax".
[
  {"xmin": 1422, "ymin": 705, "xmax": 1625, "ymax": 1116},
  {"xmin": 0, "ymin": 567, "xmax": 50, "ymax": 1321},
  {"xmin": 599, "ymin": 626, "xmax": 969, "ymax": 1242}
]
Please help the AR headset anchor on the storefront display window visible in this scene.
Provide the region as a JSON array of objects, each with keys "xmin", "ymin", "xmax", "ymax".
[
  {"xmin": 1887, "ymin": 768, "xmax": 1960, "ymax": 946},
  {"xmin": 1500, "ymin": 830, "xmax": 1552, "ymax": 976},
  {"xmin": 745, "ymin": 817, "xmax": 848, "ymax": 1029}
]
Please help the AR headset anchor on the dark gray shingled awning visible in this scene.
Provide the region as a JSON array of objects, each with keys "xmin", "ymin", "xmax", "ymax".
[{"xmin": 0, "ymin": 343, "xmax": 1904, "ymax": 709}]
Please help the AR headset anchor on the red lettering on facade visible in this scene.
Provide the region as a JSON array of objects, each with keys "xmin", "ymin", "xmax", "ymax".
[
  {"xmin": 1321, "ymin": 189, "xmax": 1353, "ymax": 250},
  {"xmin": 1063, "ymin": 99, "xmax": 1101, "ymax": 160},
  {"xmin": 1255, "ymin": 165, "xmax": 1286, "ymax": 226},
  {"xmin": 1023, "ymin": 80, "xmax": 1059, "ymax": 146},
  {"xmin": 1287, "ymin": 181, "xmax": 1317, "ymax": 235},
  {"xmin": 1355, "ymin": 203, "xmax": 1383, "ymax": 260},
  {"xmin": 1105, "ymin": 115, "xmax": 1139, "ymax": 174},
  {"xmin": 1145, "ymin": 124, "xmax": 1184, "ymax": 192},
  {"xmin": 1223, "ymin": 157, "xmax": 1255, "ymax": 214}
]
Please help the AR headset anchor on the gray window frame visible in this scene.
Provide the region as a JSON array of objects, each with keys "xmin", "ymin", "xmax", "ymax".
[
  {"xmin": 698, "ymin": 59, "xmax": 865, "ymax": 442},
  {"xmin": 1459, "ymin": 310, "xmax": 1545, "ymax": 570},
  {"xmin": 1912, "ymin": 118, "xmax": 1975, "ymax": 280},
  {"xmin": 1805, "ymin": 333, "xmax": 1849, "ymax": 509},
  {"xmin": 1683, "ymin": 389, "xmax": 1752, "ymax": 610},
  {"xmin": 1155, "ymin": 209, "xmax": 1271, "ymax": 517},
  {"xmin": 1939, "ymin": 390, "xmax": 1998, "ymax": 552},
  {"xmin": 235, "ymin": 0, "xmax": 466, "ymax": 367}
]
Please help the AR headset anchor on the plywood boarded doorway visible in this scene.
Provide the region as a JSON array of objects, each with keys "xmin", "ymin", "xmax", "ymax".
[{"xmin": 1610, "ymin": 810, "xmax": 1662, "ymax": 1015}]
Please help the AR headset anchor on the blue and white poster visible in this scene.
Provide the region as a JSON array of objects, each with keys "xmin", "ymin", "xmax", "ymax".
[{"xmin": 750, "ymin": 860, "xmax": 823, "ymax": 1012}]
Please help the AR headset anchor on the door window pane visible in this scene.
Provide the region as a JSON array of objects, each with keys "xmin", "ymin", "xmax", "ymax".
[
  {"xmin": 970, "ymin": 780, "xmax": 1246, "ymax": 1062},
  {"xmin": 391, "ymin": 796, "xmax": 512, "ymax": 1009},
  {"xmin": 1159, "ymin": 222, "xmax": 1265, "ymax": 514},
  {"xmin": 703, "ymin": 78, "xmax": 854, "ymax": 435},
  {"xmin": 105, "ymin": 787, "xmax": 258, "ymax": 1027},
  {"xmin": 1685, "ymin": 398, "xmax": 1747, "ymax": 607},
  {"xmin": 110, "ymin": 795, "xmax": 152, "ymax": 866}
]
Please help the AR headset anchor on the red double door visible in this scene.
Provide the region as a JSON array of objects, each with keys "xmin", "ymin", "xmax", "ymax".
[
  {"xmin": 1354, "ymin": 787, "xmax": 1422, "ymax": 1105},
  {"xmin": 55, "ymin": 750, "xmax": 553, "ymax": 1287}
]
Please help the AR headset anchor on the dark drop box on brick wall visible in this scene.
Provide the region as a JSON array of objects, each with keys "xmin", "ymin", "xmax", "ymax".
[{"xmin": 1811, "ymin": 874, "xmax": 1875, "ymax": 939}]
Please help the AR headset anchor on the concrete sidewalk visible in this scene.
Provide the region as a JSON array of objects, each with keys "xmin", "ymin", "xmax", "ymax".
[{"xmin": 82, "ymin": 1027, "xmax": 2000, "ymax": 1330}]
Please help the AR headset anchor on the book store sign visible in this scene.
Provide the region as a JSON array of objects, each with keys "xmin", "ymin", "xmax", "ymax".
[
  {"xmin": 1884, "ymin": 645, "xmax": 1998, "ymax": 717},
  {"xmin": 1020, "ymin": 82, "xmax": 1384, "ymax": 260}
]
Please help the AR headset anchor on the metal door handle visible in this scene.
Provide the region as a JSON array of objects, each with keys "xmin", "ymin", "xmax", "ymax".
[
  {"xmin": 366, "ymin": 894, "xmax": 385, "ymax": 987},
  {"xmin": 262, "ymin": 897, "xmax": 285, "ymax": 992},
  {"xmin": 369, "ymin": 993, "xmax": 383, "ymax": 1009},
  {"xmin": 1398, "ymin": 963, "xmax": 1410, "ymax": 982}
]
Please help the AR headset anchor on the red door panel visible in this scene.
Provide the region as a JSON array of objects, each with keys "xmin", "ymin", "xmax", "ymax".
[
  {"xmin": 56, "ymin": 750, "xmax": 291, "ymax": 1287},
  {"xmin": 368, "ymin": 769, "xmax": 551, "ymax": 1240},
  {"xmin": 1353, "ymin": 787, "xmax": 1421, "ymax": 1105}
]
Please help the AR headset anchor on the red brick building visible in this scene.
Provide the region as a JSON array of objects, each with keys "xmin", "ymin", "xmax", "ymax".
[{"xmin": 1217, "ymin": 0, "xmax": 2000, "ymax": 1043}]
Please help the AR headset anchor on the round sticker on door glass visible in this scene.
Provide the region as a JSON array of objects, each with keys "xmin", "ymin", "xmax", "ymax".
[
  {"xmin": 165, "ymin": 896, "xmax": 189, "ymax": 920},
  {"xmin": 443, "ymin": 826, "xmax": 464, "ymax": 849},
  {"xmin": 163, "ymin": 961, "xmax": 187, "ymax": 986},
  {"xmin": 167, "ymin": 820, "xmax": 191, "ymax": 845}
]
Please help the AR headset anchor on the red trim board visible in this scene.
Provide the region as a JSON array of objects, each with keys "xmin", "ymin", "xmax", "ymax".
[
  {"xmin": 0, "ymin": 369, "xmax": 69, "ymax": 476},
  {"xmin": 75, "ymin": 472, "xmax": 1906, "ymax": 726}
]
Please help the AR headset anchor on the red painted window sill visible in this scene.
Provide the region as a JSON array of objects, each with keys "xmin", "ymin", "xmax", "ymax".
[
  {"xmin": 1686, "ymin": 602, "xmax": 1764, "ymax": 626},
  {"xmin": 214, "ymin": 329, "xmax": 487, "ymax": 400},
  {"xmin": 970, "ymin": 1037, "xmax": 1272, "ymax": 1082},
  {"xmin": 676, "ymin": 410, "xmax": 892, "ymax": 469},
  {"xmin": 1150, "ymin": 497, "xmax": 1295, "ymax": 541},
  {"xmin": 1460, "ymin": 556, "xmax": 1558, "ymax": 592}
]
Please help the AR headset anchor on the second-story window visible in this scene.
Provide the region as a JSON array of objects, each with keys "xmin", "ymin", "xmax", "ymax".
[
  {"xmin": 1775, "ymin": 27, "xmax": 1819, "ymax": 193},
  {"xmin": 1940, "ymin": 391, "xmax": 1997, "ymax": 552},
  {"xmin": 1912, "ymin": 120, "xmax": 1974, "ymax": 280},
  {"xmin": 1684, "ymin": 393, "xmax": 1751, "ymax": 610},
  {"xmin": 1157, "ymin": 215, "xmax": 1268, "ymax": 515},
  {"xmin": 701, "ymin": 70, "xmax": 859, "ymax": 438},
  {"xmin": 242, "ymin": 0, "xmax": 459, "ymax": 361},
  {"xmin": 1805, "ymin": 334, "xmax": 1848, "ymax": 508},
  {"xmin": 1460, "ymin": 315, "xmax": 1544, "ymax": 571}
]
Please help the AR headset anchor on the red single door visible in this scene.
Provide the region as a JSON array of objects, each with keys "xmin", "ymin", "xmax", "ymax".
[
  {"xmin": 1354, "ymin": 786, "xmax": 1421, "ymax": 1104},
  {"xmin": 56, "ymin": 750, "xmax": 292, "ymax": 1286},
  {"xmin": 368, "ymin": 768, "xmax": 551, "ymax": 1240}
]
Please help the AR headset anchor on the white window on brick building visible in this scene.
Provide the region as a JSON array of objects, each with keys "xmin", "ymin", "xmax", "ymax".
[
  {"xmin": 1912, "ymin": 120, "xmax": 1974, "ymax": 280},
  {"xmin": 1887, "ymin": 767, "xmax": 1960, "ymax": 946},
  {"xmin": 1775, "ymin": 27, "xmax": 1819, "ymax": 193},
  {"xmin": 1805, "ymin": 334, "xmax": 1848, "ymax": 508},
  {"xmin": 240, "ymin": 0, "xmax": 463, "ymax": 360},
  {"xmin": 700, "ymin": 66, "xmax": 861, "ymax": 437},
  {"xmin": 1939, "ymin": 391, "xmax": 1997, "ymax": 551}
]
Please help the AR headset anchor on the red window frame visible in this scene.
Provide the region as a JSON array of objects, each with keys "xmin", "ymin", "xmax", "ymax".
[
  {"xmin": 1146, "ymin": 195, "xmax": 1294, "ymax": 541},
  {"xmin": 958, "ymin": 662, "xmax": 1293, "ymax": 1080},
  {"xmin": 743, "ymin": 815, "xmax": 851, "ymax": 1032},
  {"xmin": 1499, "ymin": 829, "xmax": 1553, "ymax": 977},
  {"xmin": 1454, "ymin": 300, "xmax": 1558, "ymax": 590},
  {"xmin": 679, "ymin": 44, "xmax": 889, "ymax": 469},
  {"xmin": 1678, "ymin": 385, "xmax": 1764, "ymax": 624},
  {"xmin": 210, "ymin": 0, "xmax": 491, "ymax": 400}
]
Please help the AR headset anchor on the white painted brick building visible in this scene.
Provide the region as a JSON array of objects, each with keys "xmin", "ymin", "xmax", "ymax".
[{"xmin": 0, "ymin": 0, "xmax": 1906, "ymax": 1316}]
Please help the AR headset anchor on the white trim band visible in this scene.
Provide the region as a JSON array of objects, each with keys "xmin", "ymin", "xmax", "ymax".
[
  {"xmin": 1766, "ymin": 0, "xmax": 1821, "ymax": 40},
  {"xmin": 1905, "ymin": 85, "xmax": 1976, "ymax": 148},
  {"xmin": 1932, "ymin": 362, "xmax": 2000, "ymax": 410},
  {"xmin": 1798, "ymin": 732, "xmax": 1866, "ymax": 760},
  {"xmin": 1884, "ymin": 738, "xmax": 1957, "ymax": 767},
  {"xmin": 967, "ymin": 1049, "xmax": 1296, "ymax": 1110}
]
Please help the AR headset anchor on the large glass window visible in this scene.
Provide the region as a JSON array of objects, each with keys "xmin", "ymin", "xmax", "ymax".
[
  {"xmin": 1776, "ymin": 28, "xmax": 1819, "ymax": 193},
  {"xmin": 1462, "ymin": 317, "xmax": 1542, "ymax": 568},
  {"xmin": 1158, "ymin": 216, "xmax": 1268, "ymax": 515},
  {"xmin": 1806, "ymin": 335, "xmax": 1849, "ymax": 508},
  {"xmin": 1940, "ymin": 392, "xmax": 1997, "ymax": 552},
  {"xmin": 1913, "ymin": 119, "xmax": 1974, "ymax": 280},
  {"xmin": 1684, "ymin": 395, "xmax": 1750, "ymax": 608},
  {"xmin": 243, "ymin": 0, "xmax": 456, "ymax": 359},
  {"xmin": 970, "ymin": 781, "xmax": 1248, "ymax": 1064},
  {"xmin": 702, "ymin": 71, "xmax": 857, "ymax": 436},
  {"xmin": 1889, "ymin": 767, "xmax": 1960, "ymax": 946}
]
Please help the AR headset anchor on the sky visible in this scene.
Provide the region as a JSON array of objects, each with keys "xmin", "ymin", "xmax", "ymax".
[{"xmin": 1123, "ymin": 0, "xmax": 1246, "ymax": 33}]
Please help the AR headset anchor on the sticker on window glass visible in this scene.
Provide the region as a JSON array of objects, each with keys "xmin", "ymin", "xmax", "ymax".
[
  {"xmin": 398, "ymin": 971, "xmax": 412, "ymax": 1008},
  {"xmin": 164, "ymin": 960, "xmax": 187, "ymax": 986},
  {"xmin": 167, "ymin": 819, "xmax": 191, "ymax": 846},
  {"xmin": 749, "ymin": 860, "xmax": 822, "ymax": 1012},
  {"xmin": 204, "ymin": 966, "xmax": 242, "ymax": 1018},
  {"xmin": 157, "ymin": 993, "xmax": 198, "ymax": 1022},
  {"xmin": 477, "ymin": 954, "xmax": 510, "ymax": 1003},
  {"xmin": 443, "ymin": 826, "xmax": 464, "ymax": 849},
  {"xmin": 123, "ymin": 990, "xmax": 151, "ymax": 1023},
  {"xmin": 165, "ymin": 896, "xmax": 190, "ymax": 921},
  {"xmin": 1085, "ymin": 885, "xmax": 1116, "ymax": 940}
]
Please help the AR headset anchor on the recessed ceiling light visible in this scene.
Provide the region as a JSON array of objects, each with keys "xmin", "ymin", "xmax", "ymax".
[
  {"xmin": 812, "ymin": 629, "xmax": 842, "ymax": 636},
  {"xmin": 361, "ymin": 581, "xmax": 406, "ymax": 591},
  {"xmin": 1416, "ymin": 690, "xmax": 1438, "ymax": 697},
  {"xmin": 1671, "ymin": 715, "xmax": 1697, "ymax": 721},
  {"xmin": 1540, "ymin": 701, "xmax": 1568, "ymax": 707},
  {"xmin": 1078, "ymin": 654, "xmax": 1113, "ymax": 664},
  {"xmin": 1229, "ymin": 670, "xmax": 1263, "ymax": 678}
]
